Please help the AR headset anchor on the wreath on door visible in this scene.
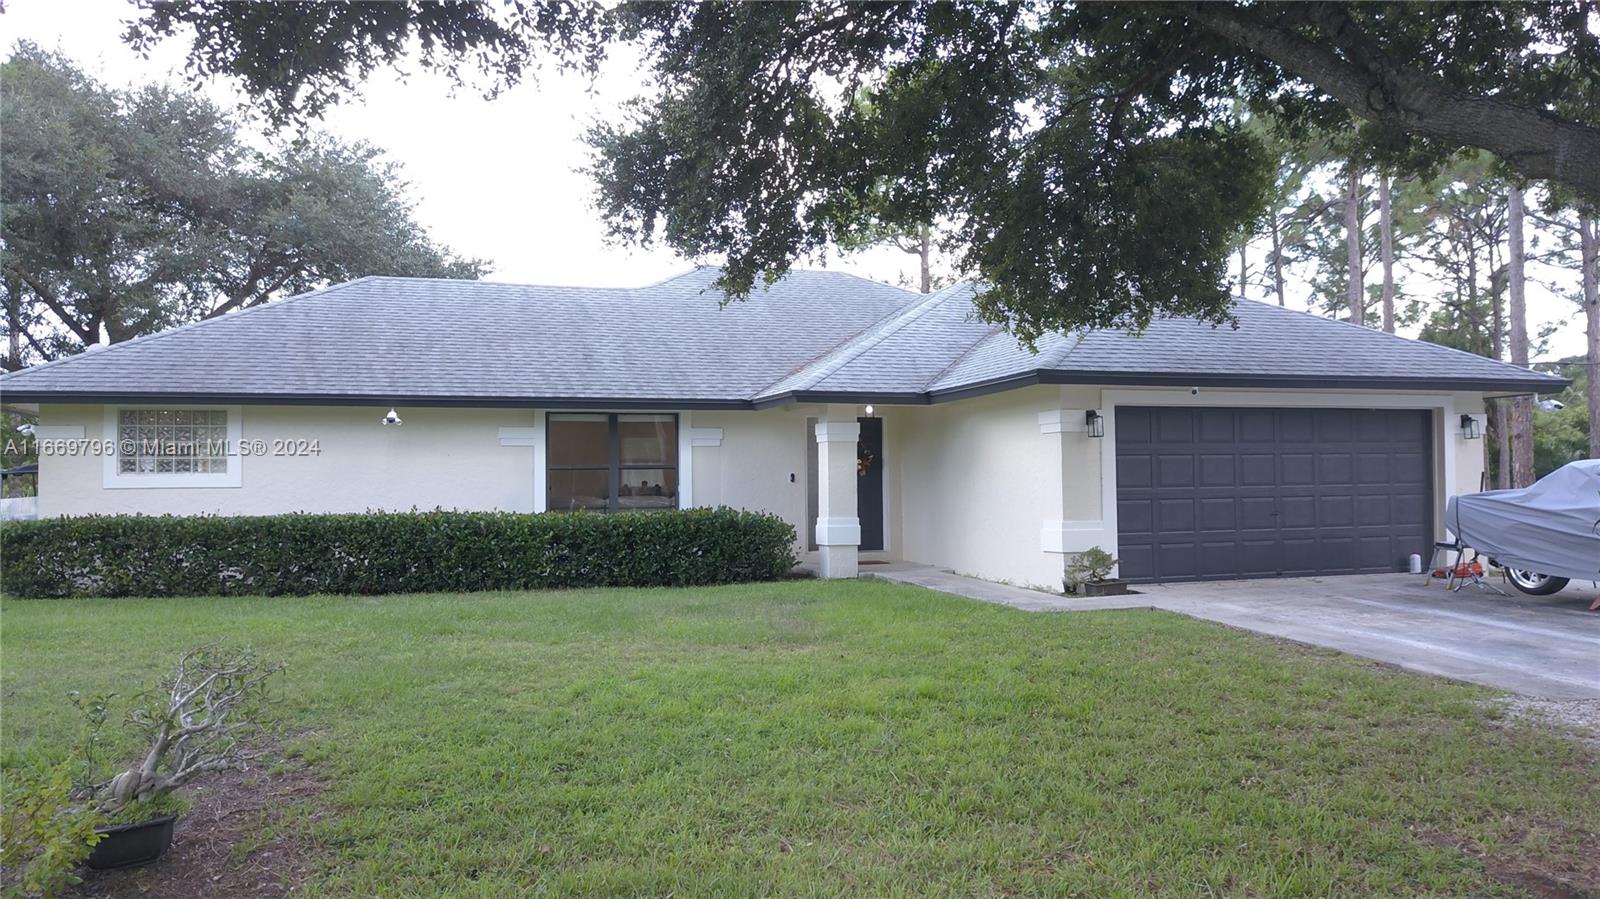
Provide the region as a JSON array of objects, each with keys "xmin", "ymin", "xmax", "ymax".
[{"xmin": 857, "ymin": 445, "xmax": 875, "ymax": 476}]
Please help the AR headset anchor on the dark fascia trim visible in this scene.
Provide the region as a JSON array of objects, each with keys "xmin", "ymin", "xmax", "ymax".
[
  {"xmin": 0, "ymin": 391, "xmax": 755, "ymax": 411},
  {"xmin": 1037, "ymin": 370, "xmax": 1572, "ymax": 392},
  {"xmin": 7, "ymin": 368, "xmax": 1570, "ymax": 411},
  {"xmin": 751, "ymin": 390, "xmax": 930, "ymax": 410},
  {"xmin": 927, "ymin": 369, "xmax": 1571, "ymax": 403}
]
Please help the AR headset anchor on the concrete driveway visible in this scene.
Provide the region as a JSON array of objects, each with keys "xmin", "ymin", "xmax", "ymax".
[{"xmin": 868, "ymin": 565, "xmax": 1600, "ymax": 700}]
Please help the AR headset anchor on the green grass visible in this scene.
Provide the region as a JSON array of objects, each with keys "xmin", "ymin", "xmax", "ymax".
[{"xmin": 2, "ymin": 580, "xmax": 1594, "ymax": 897}]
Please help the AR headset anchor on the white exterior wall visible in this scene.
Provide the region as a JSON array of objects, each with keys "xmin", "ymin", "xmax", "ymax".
[
  {"xmin": 896, "ymin": 386, "xmax": 1067, "ymax": 589},
  {"xmin": 683, "ymin": 407, "xmax": 812, "ymax": 555},
  {"xmin": 36, "ymin": 389, "xmax": 1494, "ymax": 586},
  {"xmin": 38, "ymin": 404, "xmax": 538, "ymax": 517},
  {"xmin": 893, "ymin": 385, "xmax": 1493, "ymax": 587}
]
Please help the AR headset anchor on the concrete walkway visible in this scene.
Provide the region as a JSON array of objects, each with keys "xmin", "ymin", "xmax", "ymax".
[{"xmin": 862, "ymin": 563, "xmax": 1600, "ymax": 700}]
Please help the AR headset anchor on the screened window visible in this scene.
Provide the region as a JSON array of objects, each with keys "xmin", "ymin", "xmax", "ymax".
[
  {"xmin": 117, "ymin": 409, "xmax": 230, "ymax": 474},
  {"xmin": 547, "ymin": 413, "xmax": 678, "ymax": 512}
]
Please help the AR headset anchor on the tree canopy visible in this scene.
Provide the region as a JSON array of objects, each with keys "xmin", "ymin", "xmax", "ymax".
[
  {"xmin": 0, "ymin": 44, "xmax": 485, "ymax": 368},
  {"xmin": 126, "ymin": 1, "xmax": 1600, "ymax": 337}
]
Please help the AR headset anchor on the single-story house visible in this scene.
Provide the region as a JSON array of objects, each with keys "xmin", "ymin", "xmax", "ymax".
[{"xmin": 0, "ymin": 267, "xmax": 1565, "ymax": 588}]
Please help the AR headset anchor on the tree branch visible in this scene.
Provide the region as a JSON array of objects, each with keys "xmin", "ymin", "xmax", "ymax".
[
  {"xmin": 1186, "ymin": 2, "xmax": 1600, "ymax": 202},
  {"xmin": 1, "ymin": 265, "xmax": 95, "ymax": 344}
]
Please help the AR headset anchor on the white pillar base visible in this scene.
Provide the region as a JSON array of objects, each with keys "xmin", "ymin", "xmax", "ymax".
[
  {"xmin": 818, "ymin": 544, "xmax": 859, "ymax": 579},
  {"xmin": 814, "ymin": 415, "xmax": 863, "ymax": 581}
]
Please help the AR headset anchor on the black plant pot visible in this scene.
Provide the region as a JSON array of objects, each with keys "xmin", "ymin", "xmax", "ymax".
[
  {"xmin": 86, "ymin": 815, "xmax": 177, "ymax": 870},
  {"xmin": 1081, "ymin": 579, "xmax": 1131, "ymax": 597}
]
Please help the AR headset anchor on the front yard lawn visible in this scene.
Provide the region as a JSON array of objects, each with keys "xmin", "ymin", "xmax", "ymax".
[{"xmin": 2, "ymin": 580, "xmax": 1594, "ymax": 896}]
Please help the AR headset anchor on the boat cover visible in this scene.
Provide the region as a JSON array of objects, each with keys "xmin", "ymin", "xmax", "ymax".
[{"xmin": 1444, "ymin": 460, "xmax": 1600, "ymax": 582}]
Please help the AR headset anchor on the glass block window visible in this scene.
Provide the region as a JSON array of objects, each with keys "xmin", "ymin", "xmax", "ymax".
[{"xmin": 117, "ymin": 409, "xmax": 230, "ymax": 474}]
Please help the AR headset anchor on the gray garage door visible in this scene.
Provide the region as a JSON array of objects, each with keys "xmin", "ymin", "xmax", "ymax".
[{"xmin": 1115, "ymin": 407, "xmax": 1432, "ymax": 582}]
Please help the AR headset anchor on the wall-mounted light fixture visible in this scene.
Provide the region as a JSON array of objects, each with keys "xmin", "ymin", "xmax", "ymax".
[
  {"xmin": 1085, "ymin": 409, "xmax": 1105, "ymax": 439},
  {"xmin": 1459, "ymin": 413, "xmax": 1481, "ymax": 440},
  {"xmin": 863, "ymin": 405, "xmax": 875, "ymax": 417},
  {"xmin": 382, "ymin": 408, "xmax": 403, "ymax": 427}
]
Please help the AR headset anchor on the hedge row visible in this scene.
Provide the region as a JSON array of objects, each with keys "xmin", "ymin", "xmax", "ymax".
[{"xmin": 0, "ymin": 508, "xmax": 798, "ymax": 598}]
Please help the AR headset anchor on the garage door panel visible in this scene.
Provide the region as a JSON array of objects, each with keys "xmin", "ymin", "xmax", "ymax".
[
  {"xmin": 1242, "ymin": 454, "xmax": 1277, "ymax": 485},
  {"xmin": 1155, "ymin": 542, "xmax": 1198, "ymax": 577},
  {"xmin": 1117, "ymin": 454, "xmax": 1153, "ymax": 488},
  {"xmin": 1118, "ymin": 408, "xmax": 1153, "ymax": 442},
  {"xmin": 1392, "ymin": 492, "xmax": 1428, "ymax": 523},
  {"xmin": 1279, "ymin": 453, "xmax": 1315, "ymax": 485},
  {"xmin": 1198, "ymin": 497, "xmax": 1236, "ymax": 530},
  {"xmin": 1157, "ymin": 454, "xmax": 1195, "ymax": 487},
  {"xmin": 1116, "ymin": 407, "xmax": 1431, "ymax": 582},
  {"xmin": 1391, "ymin": 412, "xmax": 1429, "ymax": 441},
  {"xmin": 1357, "ymin": 452, "xmax": 1391, "ymax": 480},
  {"xmin": 1240, "ymin": 496, "xmax": 1278, "ymax": 529},
  {"xmin": 1279, "ymin": 495, "xmax": 1316, "ymax": 529},
  {"xmin": 1357, "ymin": 495, "xmax": 1392, "ymax": 526},
  {"xmin": 1355, "ymin": 411, "xmax": 1391, "ymax": 441},
  {"xmin": 1198, "ymin": 542, "xmax": 1238, "ymax": 576},
  {"xmin": 1393, "ymin": 452, "xmax": 1427, "ymax": 481},
  {"xmin": 1199, "ymin": 454, "xmax": 1235, "ymax": 486},
  {"xmin": 1279, "ymin": 410, "xmax": 1316, "ymax": 441},
  {"xmin": 1117, "ymin": 498, "xmax": 1154, "ymax": 533},
  {"xmin": 1157, "ymin": 497, "xmax": 1196, "ymax": 531},
  {"xmin": 1198, "ymin": 410, "xmax": 1235, "ymax": 442},
  {"xmin": 1238, "ymin": 541, "xmax": 1281, "ymax": 575},
  {"xmin": 1240, "ymin": 411, "xmax": 1276, "ymax": 442},
  {"xmin": 1317, "ymin": 453, "xmax": 1355, "ymax": 484},
  {"xmin": 1318, "ymin": 495, "xmax": 1355, "ymax": 527},
  {"xmin": 1118, "ymin": 543, "xmax": 1154, "ymax": 578},
  {"xmin": 1318, "ymin": 409, "xmax": 1354, "ymax": 441},
  {"xmin": 1280, "ymin": 537, "xmax": 1321, "ymax": 575},
  {"xmin": 1156, "ymin": 409, "xmax": 1193, "ymax": 443},
  {"xmin": 1358, "ymin": 536, "xmax": 1398, "ymax": 568}
]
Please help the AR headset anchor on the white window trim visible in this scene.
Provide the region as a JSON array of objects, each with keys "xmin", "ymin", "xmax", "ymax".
[
  {"xmin": 535, "ymin": 410, "xmax": 693, "ymax": 513},
  {"xmin": 102, "ymin": 404, "xmax": 243, "ymax": 490}
]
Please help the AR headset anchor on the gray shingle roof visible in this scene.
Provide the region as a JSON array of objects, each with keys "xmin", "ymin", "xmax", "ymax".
[{"xmin": 0, "ymin": 269, "xmax": 1565, "ymax": 407}]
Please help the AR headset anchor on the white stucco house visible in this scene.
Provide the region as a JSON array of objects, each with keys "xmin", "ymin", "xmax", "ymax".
[{"xmin": 0, "ymin": 268, "xmax": 1565, "ymax": 587}]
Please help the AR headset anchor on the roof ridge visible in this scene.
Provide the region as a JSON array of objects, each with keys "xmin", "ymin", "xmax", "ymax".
[
  {"xmin": 755, "ymin": 282, "xmax": 964, "ymax": 397},
  {"xmin": 914, "ymin": 283, "xmax": 1011, "ymax": 390},
  {"xmin": 807, "ymin": 266, "xmax": 924, "ymax": 297},
  {"xmin": 629, "ymin": 266, "xmax": 713, "ymax": 291},
  {"xmin": 0, "ymin": 278, "xmax": 377, "ymax": 383}
]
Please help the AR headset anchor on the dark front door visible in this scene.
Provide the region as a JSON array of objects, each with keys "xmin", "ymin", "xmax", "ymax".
[
  {"xmin": 857, "ymin": 417, "xmax": 884, "ymax": 551},
  {"xmin": 1115, "ymin": 407, "xmax": 1432, "ymax": 582}
]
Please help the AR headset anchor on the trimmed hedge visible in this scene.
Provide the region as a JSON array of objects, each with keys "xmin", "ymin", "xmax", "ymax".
[{"xmin": 0, "ymin": 508, "xmax": 798, "ymax": 598}]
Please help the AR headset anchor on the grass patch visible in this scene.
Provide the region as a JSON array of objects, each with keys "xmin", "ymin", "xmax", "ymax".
[{"xmin": 3, "ymin": 580, "xmax": 1594, "ymax": 896}]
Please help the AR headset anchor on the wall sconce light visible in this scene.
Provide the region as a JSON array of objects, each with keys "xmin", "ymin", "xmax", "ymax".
[
  {"xmin": 382, "ymin": 408, "xmax": 403, "ymax": 426},
  {"xmin": 863, "ymin": 405, "xmax": 875, "ymax": 417},
  {"xmin": 1459, "ymin": 413, "xmax": 1481, "ymax": 440},
  {"xmin": 1085, "ymin": 409, "xmax": 1105, "ymax": 438}
]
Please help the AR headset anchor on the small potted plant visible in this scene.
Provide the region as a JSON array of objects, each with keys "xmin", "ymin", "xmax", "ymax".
[
  {"xmin": 81, "ymin": 646, "xmax": 284, "ymax": 870},
  {"xmin": 1064, "ymin": 546, "xmax": 1130, "ymax": 597}
]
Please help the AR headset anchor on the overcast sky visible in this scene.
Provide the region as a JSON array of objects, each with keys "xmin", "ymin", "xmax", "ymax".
[{"xmin": 4, "ymin": 0, "xmax": 1586, "ymax": 359}]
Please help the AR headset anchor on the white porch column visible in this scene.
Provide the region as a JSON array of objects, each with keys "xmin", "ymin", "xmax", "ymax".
[{"xmin": 814, "ymin": 416, "xmax": 862, "ymax": 579}]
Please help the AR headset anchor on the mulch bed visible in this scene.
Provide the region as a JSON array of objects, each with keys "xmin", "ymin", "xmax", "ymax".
[{"xmin": 70, "ymin": 753, "xmax": 324, "ymax": 899}]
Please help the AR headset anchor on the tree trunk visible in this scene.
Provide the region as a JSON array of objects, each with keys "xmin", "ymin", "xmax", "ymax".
[
  {"xmin": 1379, "ymin": 173, "xmax": 1396, "ymax": 333},
  {"xmin": 917, "ymin": 228, "xmax": 932, "ymax": 294},
  {"xmin": 1270, "ymin": 215, "xmax": 1286, "ymax": 306},
  {"xmin": 1582, "ymin": 216, "xmax": 1600, "ymax": 459},
  {"xmin": 1238, "ymin": 244, "xmax": 1248, "ymax": 299},
  {"xmin": 3, "ymin": 275, "xmax": 22, "ymax": 372},
  {"xmin": 1506, "ymin": 186, "xmax": 1535, "ymax": 486},
  {"xmin": 1492, "ymin": 400, "xmax": 1512, "ymax": 489},
  {"xmin": 1344, "ymin": 166, "xmax": 1365, "ymax": 325}
]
